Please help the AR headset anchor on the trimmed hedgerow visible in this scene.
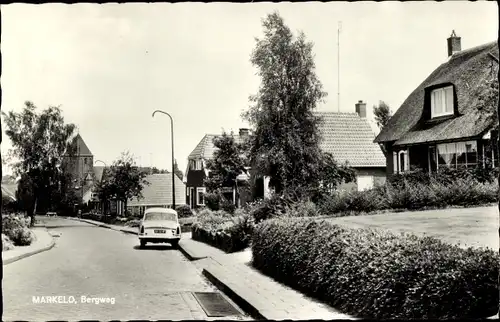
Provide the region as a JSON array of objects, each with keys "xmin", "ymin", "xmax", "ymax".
[
  {"xmin": 251, "ymin": 217, "xmax": 499, "ymax": 319},
  {"xmin": 191, "ymin": 209, "xmax": 254, "ymax": 253},
  {"xmin": 318, "ymin": 178, "xmax": 498, "ymax": 217}
]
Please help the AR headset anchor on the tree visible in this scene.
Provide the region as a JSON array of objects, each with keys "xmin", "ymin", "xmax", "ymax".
[
  {"xmin": 319, "ymin": 153, "xmax": 357, "ymax": 193},
  {"xmin": 242, "ymin": 12, "xmax": 327, "ymax": 197},
  {"xmin": 373, "ymin": 101, "xmax": 392, "ymax": 130},
  {"xmin": 204, "ymin": 132, "xmax": 248, "ymax": 194},
  {"xmin": 173, "ymin": 160, "xmax": 183, "ymax": 181},
  {"xmin": 3, "ymin": 101, "xmax": 76, "ymax": 225},
  {"xmin": 96, "ymin": 151, "xmax": 149, "ymax": 214}
]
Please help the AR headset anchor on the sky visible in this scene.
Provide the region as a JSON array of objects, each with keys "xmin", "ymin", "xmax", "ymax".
[{"xmin": 1, "ymin": 2, "xmax": 498, "ymax": 176}]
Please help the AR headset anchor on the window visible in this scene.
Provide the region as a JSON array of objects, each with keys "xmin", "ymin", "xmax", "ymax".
[
  {"xmin": 398, "ymin": 150, "xmax": 409, "ymax": 173},
  {"xmin": 144, "ymin": 212, "xmax": 177, "ymax": 221},
  {"xmin": 196, "ymin": 187, "xmax": 205, "ymax": 205},
  {"xmin": 431, "ymin": 86, "xmax": 454, "ymax": 118},
  {"xmin": 189, "ymin": 159, "xmax": 203, "ymax": 171},
  {"xmin": 393, "ymin": 150, "xmax": 409, "ymax": 174},
  {"xmin": 434, "ymin": 141, "xmax": 477, "ymax": 169}
]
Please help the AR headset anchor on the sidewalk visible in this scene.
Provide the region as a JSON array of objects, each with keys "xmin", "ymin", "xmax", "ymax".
[
  {"xmin": 3, "ymin": 227, "xmax": 56, "ymax": 265},
  {"xmin": 180, "ymin": 234, "xmax": 356, "ymax": 320},
  {"xmin": 71, "ymin": 217, "xmax": 139, "ymax": 235},
  {"xmin": 68, "ymin": 217, "xmax": 356, "ymax": 319}
]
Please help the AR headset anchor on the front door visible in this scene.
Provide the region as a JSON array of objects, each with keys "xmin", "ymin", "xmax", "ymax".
[{"xmin": 190, "ymin": 187, "xmax": 195, "ymax": 208}]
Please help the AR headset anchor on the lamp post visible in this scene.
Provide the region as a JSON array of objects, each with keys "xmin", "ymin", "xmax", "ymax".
[
  {"xmin": 152, "ymin": 110, "xmax": 176, "ymax": 209},
  {"xmin": 94, "ymin": 160, "xmax": 107, "ymax": 214}
]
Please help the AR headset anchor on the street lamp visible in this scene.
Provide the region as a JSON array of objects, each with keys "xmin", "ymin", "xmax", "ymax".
[
  {"xmin": 94, "ymin": 160, "xmax": 107, "ymax": 214},
  {"xmin": 152, "ymin": 110, "xmax": 176, "ymax": 209}
]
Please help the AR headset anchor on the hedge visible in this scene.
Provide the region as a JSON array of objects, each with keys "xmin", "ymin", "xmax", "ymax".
[
  {"xmin": 251, "ymin": 217, "xmax": 499, "ymax": 319},
  {"xmin": 318, "ymin": 178, "xmax": 498, "ymax": 217},
  {"xmin": 191, "ymin": 209, "xmax": 254, "ymax": 253}
]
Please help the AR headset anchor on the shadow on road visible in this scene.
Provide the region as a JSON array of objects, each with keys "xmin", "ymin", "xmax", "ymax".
[{"xmin": 132, "ymin": 244, "xmax": 177, "ymax": 251}]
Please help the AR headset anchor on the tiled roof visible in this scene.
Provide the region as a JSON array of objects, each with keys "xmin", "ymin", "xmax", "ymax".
[
  {"xmin": 128, "ymin": 174, "xmax": 186, "ymax": 207},
  {"xmin": 188, "ymin": 115, "xmax": 385, "ymax": 168},
  {"xmin": 375, "ymin": 40, "xmax": 498, "ymax": 145},
  {"xmin": 316, "ymin": 112, "xmax": 386, "ymax": 167},
  {"xmin": 188, "ymin": 134, "xmax": 245, "ymax": 160}
]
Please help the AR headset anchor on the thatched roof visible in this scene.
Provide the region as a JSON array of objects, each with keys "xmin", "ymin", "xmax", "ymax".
[{"xmin": 375, "ymin": 41, "xmax": 498, "ymax": 146}]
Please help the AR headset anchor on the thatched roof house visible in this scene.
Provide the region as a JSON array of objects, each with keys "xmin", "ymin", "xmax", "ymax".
[{"xmin": 374, "ymin": 31, "xmax": 498, "ymax": 175}]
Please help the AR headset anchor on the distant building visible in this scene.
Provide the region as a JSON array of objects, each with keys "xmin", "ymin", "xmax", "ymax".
[
  {"xmin": 62, "ymin": 134, "xmax": 95, "ymax": 204},
  {"xmin": 127, "ymin": 173, "xmax": 186, "ymax": 216}
]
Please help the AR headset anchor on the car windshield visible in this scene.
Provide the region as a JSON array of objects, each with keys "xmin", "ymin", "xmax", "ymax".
[{"xmin": 144, "ymin": 212, "xmax": 177, "ymax": 221}]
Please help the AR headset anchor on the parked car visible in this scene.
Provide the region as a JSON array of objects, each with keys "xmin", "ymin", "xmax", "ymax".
[
  {"xmin": 46, "ymin": 211, "xmax": 58, "ymax": 217},
  {"xmin": 138, "ymin": 208, "xmax": 181, "ymax": 248}
]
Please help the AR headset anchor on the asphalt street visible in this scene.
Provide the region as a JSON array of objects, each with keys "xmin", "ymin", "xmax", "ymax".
[{"xmin": 3, "ymin": 217, "xmax": 247, "ymax": 320}]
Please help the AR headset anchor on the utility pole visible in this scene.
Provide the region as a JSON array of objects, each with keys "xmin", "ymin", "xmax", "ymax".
[{"xmin": 338, "ymin": 21, "xmax": 342, "ymax": 113}]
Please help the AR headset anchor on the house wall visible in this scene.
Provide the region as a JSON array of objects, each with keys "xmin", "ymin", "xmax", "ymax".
[
  {"xmin": 384, "ymin": 143, "xmax": 397, "ymax": 175},
  {"xmin": 338, "ymin": 167, "xmax": 386, "ymax": 191}
]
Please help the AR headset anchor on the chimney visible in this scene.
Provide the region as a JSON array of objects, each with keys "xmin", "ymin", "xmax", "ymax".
[
  {"xmin": 355, "ymin": 100, "xmax": 367, "ymax": 118},
  {"xmin": 447, "ymin": 30, "xmax": 461, "ymax": 57},
  {"xmin": 239, "ymin": 128, "xmax": 250, "ymax": 138}
]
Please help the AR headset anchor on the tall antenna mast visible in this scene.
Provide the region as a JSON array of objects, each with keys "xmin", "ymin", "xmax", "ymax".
[{"xmin": 337, "ymin": 21, "xmax": 342, "ymax": 113}]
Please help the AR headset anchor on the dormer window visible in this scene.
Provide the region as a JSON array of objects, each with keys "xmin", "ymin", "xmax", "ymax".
[{"xmin": 431, "ymin": 85, "xmax": 454, "ymax": 118}]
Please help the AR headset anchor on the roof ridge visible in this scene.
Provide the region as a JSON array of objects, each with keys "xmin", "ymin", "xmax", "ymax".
[{"xmin": 450, "ymin": 40, "xmax": 497, "ymax": 59}]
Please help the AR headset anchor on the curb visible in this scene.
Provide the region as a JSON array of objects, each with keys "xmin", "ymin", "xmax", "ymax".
[
  {"xmin": 202, "ymin": 267, "xmax": 265, "ymax": 320},
  {"xmin": 178, "ymin": 242, "xmax": 207, "ymax": 261},
  {"xmin": 3, "ymin": 229, "xmax": 56, "ymax": 265}
]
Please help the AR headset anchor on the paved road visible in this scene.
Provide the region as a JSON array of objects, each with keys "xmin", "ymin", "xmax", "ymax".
[{"xmin": 3, "ymin": 217, "xmax": 247, "ymax": 320}]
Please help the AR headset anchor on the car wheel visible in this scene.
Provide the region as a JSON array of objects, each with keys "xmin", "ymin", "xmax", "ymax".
[
  {"xmin": 170, "ymin": 240, "xmax": 179, "ymax": 248},
  {"xmin": 140, "ymin": 240, "xmax": 147, "ymax": 248}
]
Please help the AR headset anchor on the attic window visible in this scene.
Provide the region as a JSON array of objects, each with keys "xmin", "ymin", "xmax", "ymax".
[{"xmin": 431, "ymin": 86, "xmax": 454, "ymax": 118}]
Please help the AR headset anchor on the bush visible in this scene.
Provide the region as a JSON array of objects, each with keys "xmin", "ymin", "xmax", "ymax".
[
  {"xmin": 2, "ymin": 213, "xmax": 30, "ymax": 237},
  {"xmin": 318, "ymin": 177, "xmax": 498, "ymax": 217},
  {"xmin": 2, "ymin": 233, "xmax": 15, "ymax": 251},
  {"xmin": 175, "ymin": 204, "xmax": 194, "ymax": 218},
  {"xmin": 204, "ymin": 192, "xmax": 223, "ymax": 211},
  {"xmin": 191, "ymin": 208, "xmax": 253, "ymax": 253},
  {"xmin": 125, "ymin": 219, "xmax": 141, "ymax": 228},
  {"xmin": 252, "ymin": 218, "xmax": 498, "ymax": 319},
  {"xmin": 11, "ymin": 227, "xmax": 36, "ymax": 246}
]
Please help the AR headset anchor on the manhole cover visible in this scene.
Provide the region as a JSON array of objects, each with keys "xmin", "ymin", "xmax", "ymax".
[{"xmin": 192, "ymin": 292, "xmax": 242, "ymax": 317}]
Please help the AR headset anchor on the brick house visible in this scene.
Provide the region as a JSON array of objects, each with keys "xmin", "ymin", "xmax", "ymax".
[
  {"xmin": 374, "ymin": 31, "xmax": 499, "ymax": 174},
  {"xmin": 184, "ymin": 129, "xmax": 252, "ymax": 209}
]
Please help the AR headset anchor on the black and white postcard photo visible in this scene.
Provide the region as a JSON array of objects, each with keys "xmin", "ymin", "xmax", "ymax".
[{"xmin": 1, "ymin": 1, "xmax": 498, "ymax": 320}]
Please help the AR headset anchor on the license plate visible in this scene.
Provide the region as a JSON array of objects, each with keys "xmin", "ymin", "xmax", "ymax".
[{"xmin": 154, "ymin": 229, "xmax": 166, "ymax": 234}]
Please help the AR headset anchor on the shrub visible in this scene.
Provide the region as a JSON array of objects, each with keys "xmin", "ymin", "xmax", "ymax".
[
  {"xmin": 204, "ymin": 192, "xmax": 223, "ymax": 211},
  {"xmin": 318, "ymin": 176, "xmax": 498, "ymax": 217},
  {"xmin": 125, "ymin": 219, "xmax": 141, "ymax": 228},
  {"xmin": 284, "ymin": 200, "xmax": 321, "ymax": 217},
  {"xmin": 11, "ymin": 227, "xmax": 36, "ymax": 246},
  {"xmin": 175, "ymin": 204, "xmax": 194, "ymax": 218},
  {"xmin": 2, "ymin": 233, "xmax": 15, "ymax": 251},
  {"xmin": 191, "ymin": 208, "xmax": 253, "ymax": 253},
  {"xmin": 249, "ymin": 194, "xmax": 292, "ymax": 223},
  {"xmin": 251, "ymin": 218, "xmax": 498, "ymax": 319},
  {"xmin": 2, "ymin": 213, "xmax": 30, "ymax": 238}
]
